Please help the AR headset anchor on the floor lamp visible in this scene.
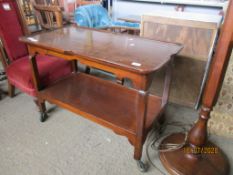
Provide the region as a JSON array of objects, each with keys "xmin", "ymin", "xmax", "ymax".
[{"xmin": 159, "ymin": 0, "xmax": 233, "ymax": 174}]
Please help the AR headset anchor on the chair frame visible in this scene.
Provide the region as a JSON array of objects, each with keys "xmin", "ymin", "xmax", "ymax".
[
  {"xmin": 33, "ymin": 3, "xmax": 63, "ymax": 30},
  {"xmin": 0, "ymin": 0, "xmax": 75, "ymax": 121},
  {"xmin": 0, "ymin": 0, "xmax": 30, "ymax": 98}
]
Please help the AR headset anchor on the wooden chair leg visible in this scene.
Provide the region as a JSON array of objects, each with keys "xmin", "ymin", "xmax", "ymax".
[
  {"xmin": 8, "ymin": 81, "xmax": 15, "ymax": 98},
  {"xmin": 34, "ymin": 99, "xmax": 48, "ymax": 122}
]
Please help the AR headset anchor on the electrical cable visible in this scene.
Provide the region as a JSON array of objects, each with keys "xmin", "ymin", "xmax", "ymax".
[{"xmin": 146, "ymin": 120, "xmax": 193, "ymax": 175}]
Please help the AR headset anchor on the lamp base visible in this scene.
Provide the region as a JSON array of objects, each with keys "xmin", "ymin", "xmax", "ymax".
[{"xmin": 159, "ymin": 133, "xmax": 230, "ymax": 175}]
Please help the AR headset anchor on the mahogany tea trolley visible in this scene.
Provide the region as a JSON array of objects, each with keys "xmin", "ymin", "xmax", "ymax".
[{"xmin": 20, "ymin": 26, "xmax": 182, "ymax": 172}]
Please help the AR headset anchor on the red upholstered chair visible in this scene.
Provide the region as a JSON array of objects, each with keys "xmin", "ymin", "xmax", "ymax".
[{"xmin": 0, "ymin": 0, "xmax": 72, "ymax": 121}]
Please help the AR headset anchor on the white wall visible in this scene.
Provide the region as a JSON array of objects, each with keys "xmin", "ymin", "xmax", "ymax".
[{"xmin": 112, "ymin": 0, "xmax": 224, "ymax": 20}]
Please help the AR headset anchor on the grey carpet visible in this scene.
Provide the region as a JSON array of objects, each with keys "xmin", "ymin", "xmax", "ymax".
[{"xmin": 0, "ymin": 79, "xmax": 232, "ymax": 175}]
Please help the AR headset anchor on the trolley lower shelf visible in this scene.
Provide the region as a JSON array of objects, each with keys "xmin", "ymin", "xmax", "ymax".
[{"xmin": 39, "ymin": 73, "xmax": 164, "ymax": 144}]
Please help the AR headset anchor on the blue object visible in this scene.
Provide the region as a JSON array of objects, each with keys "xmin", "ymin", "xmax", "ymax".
[{"xmin": 74, "ymin": 4, "xmax": 140, "ymax": 29}]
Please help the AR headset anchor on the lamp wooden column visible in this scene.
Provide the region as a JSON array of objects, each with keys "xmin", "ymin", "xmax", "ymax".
[{"xmin": 159, "ymin": 0, "xmax": 233, "ymax": 174}]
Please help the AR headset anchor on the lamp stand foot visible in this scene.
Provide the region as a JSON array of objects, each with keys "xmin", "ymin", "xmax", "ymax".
[{"xmin": 159, "ymin": 133, "xmax": 230, "ymax": 175}]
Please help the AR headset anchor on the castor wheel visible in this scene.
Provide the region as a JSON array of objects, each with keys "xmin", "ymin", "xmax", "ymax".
[
  {"xmin": 136, "ymin": 160, "xmax": 148, "ymax": 172},
  {"xmin": 40, "ymin": 112, "xmax": 48, "ymax": 122}
]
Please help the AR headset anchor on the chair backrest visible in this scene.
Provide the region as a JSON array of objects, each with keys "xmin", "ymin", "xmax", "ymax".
[
  {"xmin": 0, "ymin": 0, "xmax": 28, "ymax": 62},
  {"xmin": 74, "ymin": 4, "xmax": 111, "ymax": 29},
  {"xmin": 33, "ymin": 4, "xmax": 63, "ymax": 30}
]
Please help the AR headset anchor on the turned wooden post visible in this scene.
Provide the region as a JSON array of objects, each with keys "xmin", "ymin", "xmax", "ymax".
[
  {"xmin": 160, "ymin": 1, "xmax": 232, "ymax": 174},
  {"xmin": 188, "ymin": 0, "xmax": 233, "ymax": 148}
]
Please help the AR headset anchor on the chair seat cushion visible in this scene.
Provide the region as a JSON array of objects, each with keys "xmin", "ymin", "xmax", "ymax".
[{"xmin": 6, "ymin": 54, "xmax": 72, "ymax": 96}]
